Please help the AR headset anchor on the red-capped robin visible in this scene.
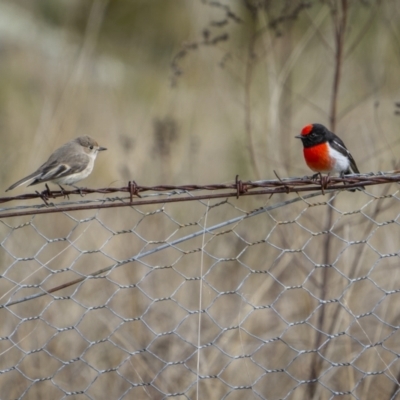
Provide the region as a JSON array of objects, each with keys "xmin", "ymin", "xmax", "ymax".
[{"xmin": 295, "ymin": 123, "xmax": 364, "ymax": 191}]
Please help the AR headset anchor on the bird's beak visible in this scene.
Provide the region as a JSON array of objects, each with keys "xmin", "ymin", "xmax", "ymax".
[
  {"xmin": 294, "ymin": 135, "xmax": 302, "ymax": 139},
  {"xmin": 98, "ymin": 146, "xmax": 107, "ymax": 151}
]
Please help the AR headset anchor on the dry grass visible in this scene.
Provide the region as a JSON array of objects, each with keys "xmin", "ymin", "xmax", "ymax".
[{"xmin": 0, "ymin": 1, "xmax": 400, "ymax": 399}]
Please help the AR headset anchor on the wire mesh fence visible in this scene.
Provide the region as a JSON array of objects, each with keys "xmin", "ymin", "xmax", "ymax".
[{"xmin": 1, "ymin": 174, "xmax": 400, "ymax": 399}]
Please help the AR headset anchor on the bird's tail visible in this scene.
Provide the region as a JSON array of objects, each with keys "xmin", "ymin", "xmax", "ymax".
[{"xmin": 6, "ymin": 172, "xmax": 41, "ymax": 191}]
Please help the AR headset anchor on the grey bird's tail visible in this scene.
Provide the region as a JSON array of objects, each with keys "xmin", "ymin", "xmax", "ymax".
[{"xmin": 6, "ymin": 171, "xmax": 42, "ymax": 191}]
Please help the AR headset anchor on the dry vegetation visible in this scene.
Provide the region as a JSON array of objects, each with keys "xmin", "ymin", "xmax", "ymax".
[{"xmin": 0, "ymin": 0, "xmax": 400, "ymax": 399}]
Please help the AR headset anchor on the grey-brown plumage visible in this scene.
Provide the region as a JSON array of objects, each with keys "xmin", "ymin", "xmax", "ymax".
[{"xmin": 6, "ymin": 136, "xmax": 107, "ymax": 191}]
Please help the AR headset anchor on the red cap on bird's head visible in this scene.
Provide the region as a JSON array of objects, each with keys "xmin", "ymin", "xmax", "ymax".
[{"xmin": 300, "ymin": 124, "xmax": 313, "ymax": 136}]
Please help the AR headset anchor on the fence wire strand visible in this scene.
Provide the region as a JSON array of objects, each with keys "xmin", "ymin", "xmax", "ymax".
[{"xmin": 1, "ymin": 172, "xmax": 400, "ymax": 399}]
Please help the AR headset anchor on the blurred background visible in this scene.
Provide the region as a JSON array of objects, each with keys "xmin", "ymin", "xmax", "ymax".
[
  {"xmin": 1, "ymin": 1, "xmax": 400, "ymax": 399},
  {"xmin": 0, "ymin": 0, "xmax": 399, "ymax": 191}
]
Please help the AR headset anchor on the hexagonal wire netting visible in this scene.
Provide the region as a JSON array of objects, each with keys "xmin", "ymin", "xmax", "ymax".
[{"xmin": 0, "ymin": 182, "xmax": 400, "ymax": 400}]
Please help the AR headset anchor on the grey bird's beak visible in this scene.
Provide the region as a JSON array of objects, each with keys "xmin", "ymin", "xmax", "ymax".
[
  {"xmin": 294, "ymin": 135, "xmax": 302, "ymax": 139},
  {"xmin": 98, "ymin": 146, "xmax": 107, "ymax": 151}
]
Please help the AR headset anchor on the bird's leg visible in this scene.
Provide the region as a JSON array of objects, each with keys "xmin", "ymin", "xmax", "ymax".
[
  {"xmin": 57, "ymin": 184, "xmax": 70, "ymax": 199},
  {"xmin": 69, "ymin": 184, "xmax": 84, "ymax": 197},
  {"xmin": 311, "ymin": 172, "xmax": 321, "ymax": 181},
  {"xmin": 302, "ymin": 172, "xmax": 320, "ymax": 181},
  {"xmin": 339, "ymin": 171, "xmax": 348, "ymax": 185},
  {"xmin": 340, "ymin": 171, "xmax": 360, "ymax": 191}
]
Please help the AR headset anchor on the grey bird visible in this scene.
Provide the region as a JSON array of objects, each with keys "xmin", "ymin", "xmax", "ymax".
[{"xmin": 6, "ymin": 136, "xmax": 107, "ymax": 191}]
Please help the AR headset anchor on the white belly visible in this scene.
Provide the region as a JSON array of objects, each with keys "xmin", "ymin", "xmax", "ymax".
[{"xmin": 328, "ymin": 146, "xmax": 350, "ymax": 173}]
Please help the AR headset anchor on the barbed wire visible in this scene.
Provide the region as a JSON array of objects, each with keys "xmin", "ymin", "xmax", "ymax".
[{"xmin": 0, "ymin": 170, "xmax": 398, "ymax": 218}]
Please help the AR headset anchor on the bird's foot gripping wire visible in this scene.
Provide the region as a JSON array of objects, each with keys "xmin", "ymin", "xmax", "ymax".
[
  {"xmin": 56, "ymin": 185, "xmax": 68, "ymax": 199},
  {"xmin": 69, "ymin": 185, "xmax": 85, "ymax": 197},
  {"xmin": 311, "ymin": 172, "xmax": 322, "ymax": 181}
]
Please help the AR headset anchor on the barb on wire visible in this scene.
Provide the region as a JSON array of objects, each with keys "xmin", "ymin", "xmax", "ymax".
[
  {"xmin": 235, "ymin": 174, "xmax": 248, "ymax": 198},
  {"xmin": 0, "ymin": 171, "xmax": 399, "ymax": 218}
]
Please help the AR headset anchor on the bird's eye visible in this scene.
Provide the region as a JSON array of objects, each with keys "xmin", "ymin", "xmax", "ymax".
[{"xmin": 89, "ymin": 145, "xmax": 94, "ymax": 150}]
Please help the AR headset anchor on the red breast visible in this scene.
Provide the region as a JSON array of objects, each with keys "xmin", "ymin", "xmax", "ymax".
[{"xmin": 303, "ymin": 142, "xmax": 335, "ymax": 172}]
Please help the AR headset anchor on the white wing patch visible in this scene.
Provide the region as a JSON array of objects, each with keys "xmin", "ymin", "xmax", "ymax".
[
  {"xmin": 39, "ymin": 164, "xmax": 70, "ymax": 181},
  {"xmin": 328, "ymin": 145, "xmax": 350, "ymax": 173}
]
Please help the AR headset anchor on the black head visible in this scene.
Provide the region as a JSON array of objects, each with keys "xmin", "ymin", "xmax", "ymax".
[{"xmin": 295, "ymin": 123, "xmax": 330, "ymax": 148}]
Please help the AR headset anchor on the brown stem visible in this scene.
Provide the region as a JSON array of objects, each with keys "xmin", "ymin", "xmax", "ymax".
[
  {"xmin": 330, "ymin": 0, "xmax": 348, "ymax": 133},
  {"xmin": 308, "ymin": 2, "xmax": 348, "ymax": 398},
  {"xmin": 244, "ymin": 27, "xmax": 261, "ymax": 180},
  {"xmin": 307, "ymin": 195, "xmax": 337, "ymax": 399}
]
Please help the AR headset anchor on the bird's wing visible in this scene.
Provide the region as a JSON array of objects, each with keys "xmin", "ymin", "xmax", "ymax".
[
  {"xmin": 27, "ymin": 154, "xmax": 90, "ymax": 186},
  {"xmin": 329, "ymin": 136, "xmax": 360, "ymax": 174},
  {"xmin": 30, "ymin": 162, "xmax": 70, "ymax": 184}
]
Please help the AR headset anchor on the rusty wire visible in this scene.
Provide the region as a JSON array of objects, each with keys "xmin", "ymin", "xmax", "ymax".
[{"xmin": 0, "ymin": 171, "xmax": 399, "ymax": 218}]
